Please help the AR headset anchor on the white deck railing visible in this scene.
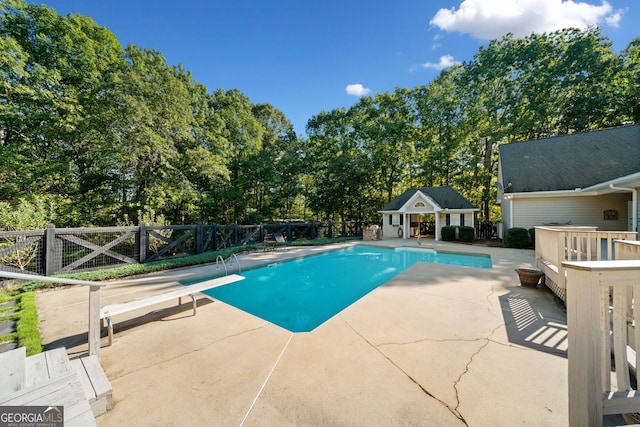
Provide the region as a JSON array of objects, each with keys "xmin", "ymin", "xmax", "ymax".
[
  {"xmin": 0, "ymin": 271, "xmax": 105, "ymax": 358},
  {"xmin": 616, "ymin": 240, "xmax": 640, "ymax": 261},
  {"xmin": 564, "ymin": 260, "xmax": 640, "ymax": 426},
  {"xmin": 535, "ymin": 227, "xmax": 637, "ymax": 300}
]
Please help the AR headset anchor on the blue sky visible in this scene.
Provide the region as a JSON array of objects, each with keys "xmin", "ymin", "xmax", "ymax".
[{"xmin": 32, "ymin": 0, "xmax": 639, "ymax": 136}]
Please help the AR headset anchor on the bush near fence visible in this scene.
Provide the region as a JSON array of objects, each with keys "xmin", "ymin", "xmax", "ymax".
[{"xmin": 441, "ymin": 225, "xmax": 475, "ymax": 242}]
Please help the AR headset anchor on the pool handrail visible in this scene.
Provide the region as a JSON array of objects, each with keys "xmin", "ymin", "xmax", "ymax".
[{"xmin": 0, "ymin": 270, "xmax": 105, "ymax": 358}]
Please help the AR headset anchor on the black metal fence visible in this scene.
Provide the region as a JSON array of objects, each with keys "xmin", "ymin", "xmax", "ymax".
[
  {"xmin": 0, "ymin": 221, "xmax": 365, "ymax": 276},
  {"xmin": 475, "ymin": 221, "xmax": 499, "ymax": 240}
]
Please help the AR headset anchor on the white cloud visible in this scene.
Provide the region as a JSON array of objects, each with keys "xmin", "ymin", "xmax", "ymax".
[
  {"xmin": 420, "ymin": 54, "xmax": 461, "ymax": 70},
  {"xmin": 605, "ymin": 8, "xmax": 624, "ymax": 27},
  {"xmin": 346, "ymin": 83, "xmax": 371, "ymax": 97},
  {"xmin": 430, "ymin": 0, "xmax": 622, "ymax": 40}
]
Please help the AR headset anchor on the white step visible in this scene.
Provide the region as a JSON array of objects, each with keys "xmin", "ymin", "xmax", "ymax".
[
  {"xmin": 0, "ymin": 369, "xmax": 96, "ymax": 427},
  {"xmin": 70, "ymin": 355, "xmax": 113, "ymax": 416},
  {"xmin": 1, "ymin": 347, "xmax": 111, "ymax": 424},
  {"xmin": 0, "ymin": 346, "xmax": 26, "ymax": 399}
]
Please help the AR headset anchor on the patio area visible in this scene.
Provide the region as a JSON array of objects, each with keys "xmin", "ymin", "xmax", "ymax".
[{"xmin": 35, "ymin": 239, "xmax": 586, "ymax": 426}]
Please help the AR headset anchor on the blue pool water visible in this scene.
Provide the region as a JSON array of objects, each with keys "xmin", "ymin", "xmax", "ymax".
[{"xmin": 199, "ymin": 246, "xmax": 491, "ymax": 333}]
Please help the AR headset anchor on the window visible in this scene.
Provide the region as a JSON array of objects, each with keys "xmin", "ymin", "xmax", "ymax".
[
  {"xmin": 391, "ymin": 214, "xmax": 402, "ymax": 226},
  {"xmin": 414, "ymin": 202, "xmax": 426, "ymax": 208}
]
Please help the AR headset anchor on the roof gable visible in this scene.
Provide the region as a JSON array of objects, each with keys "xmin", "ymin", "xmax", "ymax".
[
  {"xmin": 499, "ymin": 124, "xmax": 640, "ymax": 193},
  {"xmin": 380, "ymin": 186, "xmax": 477, "ymax": 212}
]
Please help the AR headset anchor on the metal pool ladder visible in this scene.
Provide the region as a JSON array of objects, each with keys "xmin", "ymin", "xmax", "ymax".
[{"xmin": 216, "ymin": 253, "xmax": 241, "ymax": 275}]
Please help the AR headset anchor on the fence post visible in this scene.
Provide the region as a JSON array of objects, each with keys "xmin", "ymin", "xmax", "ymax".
[
  {"xmin": 311, "ymin": 220, "xmax": 316, "ymax": 240},
  {"xmin": 234, "ymin": 224, "xmax": 238, "ymax": 246},
  {"xmin": 45, "ymin": 224, "xmax": 57, "ymax": 276},
  {"xmin": 139, "ymin": 222, "xmax": 147, "ymax": 263},
  {"xmin": 287, "ymin": 223, "xmax": 292, "ymax": 240},
  {"xmin": 196, "ymin": 223, "xmax": 204, "ymax": 254},
  {"xmin": 328, "ymin": 222, "xmax": 333, "ymax": 239},
  {"xmin": 212, "ymin": 224, "xmax": 218, "ymax": 251}
]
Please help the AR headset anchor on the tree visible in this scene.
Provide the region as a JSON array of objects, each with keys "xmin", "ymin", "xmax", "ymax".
[
  {"xmin": 208, "ymin": 89, "xmax": 263, "ymax": 223},
  {"xmin": 413, "ymin": 66, "xmax": 465, "ymax": 187},
  {"xmin": 304, "ymin": 108, "xmax": 376, "ymax": 221},
  {"xmin": 620, "ymin": 37, "xmax": 640, "ymax": 124},
  {"xmin": 0, "ymin": 195, "xmax": 59, "ymax": 270},
  {"xmin": 251, "ymin": 103, "xmax": 302, "ymax": 221},
  {"xmin": 0, "ymin": 0, "xmax": 128, "ymax": 225},
  {"xmin": 353, "ymin": 88, "xmax": 417, "ymax": 203}
]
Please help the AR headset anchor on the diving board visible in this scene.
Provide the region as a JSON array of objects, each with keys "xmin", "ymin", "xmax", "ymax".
[{"xmin": 100, "ymin": 274, "xmax": 245, "ymax": 346}]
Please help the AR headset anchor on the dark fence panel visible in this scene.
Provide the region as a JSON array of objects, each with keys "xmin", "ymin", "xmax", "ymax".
[
  {"xmin": 0, "ymin": 229, "xmax": 46, "ymax": 275},
  {"xmin": 0, "ymin": 221, "xmax": 363, "ymax": 276},
  {"xmin": 53, "ymin": 226, "xmax": 139, "ymax": 273},
  {"xmin": 475, "ymin": 221, "xmax": 499, "ymax": 240}
]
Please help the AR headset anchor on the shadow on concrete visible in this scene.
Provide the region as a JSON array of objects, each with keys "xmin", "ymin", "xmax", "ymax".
[
  {"xmin": 499, "ymin": 286, "xmax": 568, "ymax": 358},
  {"xmin": 44, "ymin": 298, "xmax": 214, "ymax": 355}
]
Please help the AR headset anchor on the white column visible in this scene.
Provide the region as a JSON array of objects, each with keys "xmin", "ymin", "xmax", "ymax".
[
  {"xmin": 403, "ymin": 213, "xmax": 407, "ymax": 239},
  {"xmin": 435, "ymin": 212, "xmax": 441, "ymax": 241}
]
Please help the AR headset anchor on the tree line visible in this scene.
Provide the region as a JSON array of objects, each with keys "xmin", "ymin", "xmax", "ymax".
[{"xmin": 1, "ymin": 0, "xmax": 638, "ymax": 230}]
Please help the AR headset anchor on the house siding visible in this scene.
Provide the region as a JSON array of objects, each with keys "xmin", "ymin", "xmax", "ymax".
[
  {"xmin": 502, "ymin": 199, "xmax": 512, "ymax": 229},
  {"xmin": 511, "ymin": 193, "xmax": 632, "ymax": 231},
  {"xmin": 381, "ymin": 214, "xmax": 403, "ymax": 238}
]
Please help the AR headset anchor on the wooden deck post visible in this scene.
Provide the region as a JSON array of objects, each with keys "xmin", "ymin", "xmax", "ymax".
[
  {"xmin": 565, "ymin": 264, "xmax": 603, "ymax": 427},
  {"xmin": 88, "ymin": 285, "xmax": 101, "ymax": 358},
  {"xmin": 45, "ymin": 223, "xmax": 56, "ymax": 276}
]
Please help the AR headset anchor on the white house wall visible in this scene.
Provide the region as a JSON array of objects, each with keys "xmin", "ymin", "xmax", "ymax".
[
  {"xmin": 381, "ymin": 215, "xmax": 403, "ymax": 238},
  {"xmin": 509, "ymin": 193, "xmax": 631, "ymax": 231},
  {"xmin": 502, "ymin": 199, "xmax": 512, "ymax": 229}
]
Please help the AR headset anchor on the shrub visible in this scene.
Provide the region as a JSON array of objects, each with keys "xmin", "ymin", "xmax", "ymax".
[
  {"xmin": 528, "ymin": 228, "xmax": 536, "ymax": 248},
  {"xmin": 504, "ymin": 227, "xmax": 530, "ymax": 248},
  {"xmin": 458, "ymin": 226, "xmax": 475, "ymax": 242},
  {"xmin": 441, "ymin": 226, "xmax": 456, "ymax": 241}
]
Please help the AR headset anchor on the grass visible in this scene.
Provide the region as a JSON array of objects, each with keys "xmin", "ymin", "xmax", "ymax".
[
  {"xmin": 0, "ymin": 236, "xmax": 358, "ymax": 354},
  {"xmin": 0, "ymin": 291, "xmax": 42, "ymax": 356}
]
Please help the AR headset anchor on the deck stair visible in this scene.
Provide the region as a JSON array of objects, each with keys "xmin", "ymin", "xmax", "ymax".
[{"xmin": 0, "ymin": 346, "xmax": 112, "ymax": 426}]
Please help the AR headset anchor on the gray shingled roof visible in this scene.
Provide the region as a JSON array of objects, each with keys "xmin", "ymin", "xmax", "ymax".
[
  {"xmin": 499, "ymin": 124, "xmax": 640, "ymax": 193},
  {"xmin": 380, "ymin": 186, "xmax": 477, "ymax": 211}
]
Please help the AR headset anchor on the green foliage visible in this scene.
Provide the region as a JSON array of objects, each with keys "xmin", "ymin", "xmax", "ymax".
[
  {"xmin": 0, "ymin": 196, "xmax": 59, "ymax": 270},
  {"xmin": 0, "ymin": 195, "xmax": 57, "ymax": 230},
  {"xmin": 504, "ymin": 228, "xmax": 531, "ymax": 249},
  {"xmin": 528, "ymin": 228, "xmax": 536, "ymax": 248},
  {"xmin": 458, "ymin": 226, "xmax": 475, "ymax": 242},
  {"xmin": 1, "ymin": 1, "xmax": 638, "ymax": 227},
  {"xmin": 441, "ymin": 226, "xmax": 456, "ymax": 241}
]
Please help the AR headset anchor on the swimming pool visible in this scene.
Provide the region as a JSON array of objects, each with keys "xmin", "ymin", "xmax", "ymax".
[{"xmin": 198, "ymin": 245, "xmax": 492, "ymax": 333}]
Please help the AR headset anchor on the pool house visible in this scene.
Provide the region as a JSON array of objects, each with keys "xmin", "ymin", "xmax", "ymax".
[{"xmin": 378, "ymin": 186, "xmax": 479, "ymax": 241}]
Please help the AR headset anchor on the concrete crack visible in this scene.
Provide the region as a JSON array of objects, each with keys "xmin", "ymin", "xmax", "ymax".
[
  {"xmin": 377, "ymin": 336, "xmax": 486, "ymax": 348},
  {"xmin": 451, "ymin": 323, "xmax": 504, "ymax": 413},
  {"xmin": 341, "ymin": 317, "xmax": 469, "ymax": 426}
]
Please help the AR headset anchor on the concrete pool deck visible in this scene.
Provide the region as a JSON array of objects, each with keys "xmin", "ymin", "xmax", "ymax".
[{"xmin": 37, "ymin": 239, "xmax": 579, "ymax": 426}]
